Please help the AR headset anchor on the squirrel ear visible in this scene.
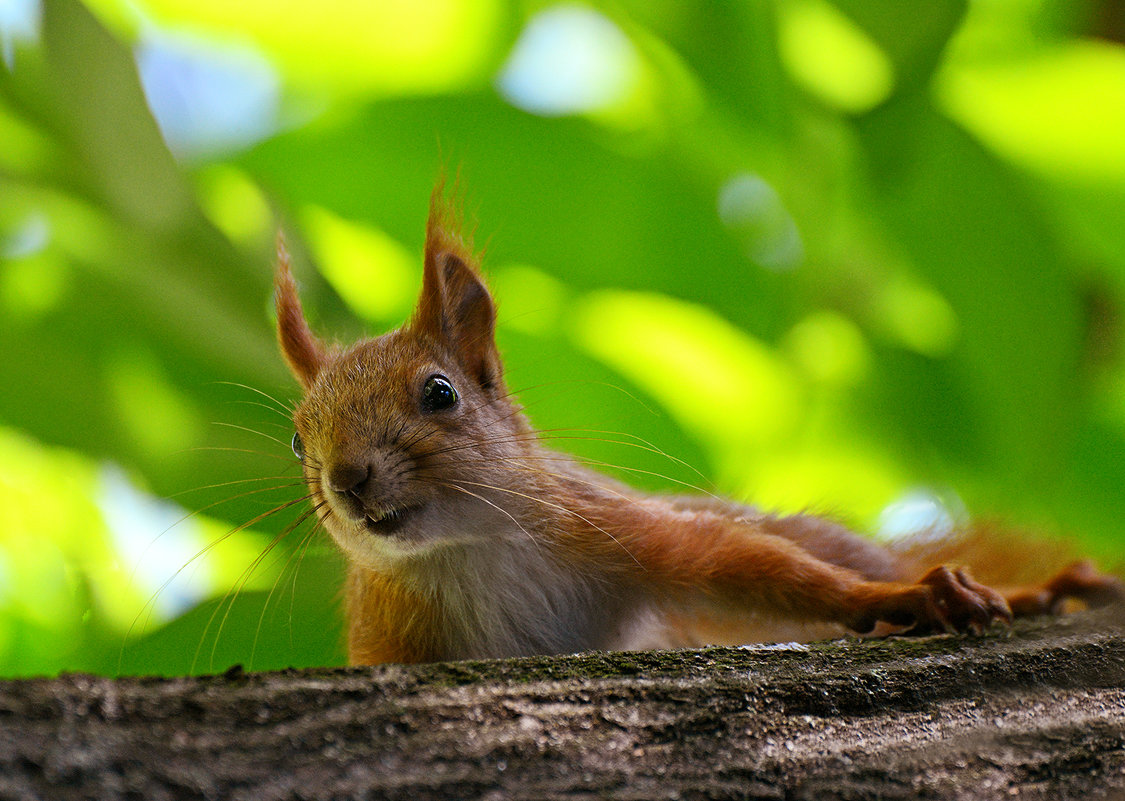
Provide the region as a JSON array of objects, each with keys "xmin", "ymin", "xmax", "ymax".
[
  {"xmin": 413, "ymin": 194, "xmax": 501, "ymax": 390},
  {"xmin": 274, "ymin": 235, "xmax": 327, "ymax": 390}
]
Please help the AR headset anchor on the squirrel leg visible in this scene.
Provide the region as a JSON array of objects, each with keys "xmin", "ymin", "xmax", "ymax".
[
  {"xmin": 1004, "ymin": 561, "xmax": 1125, "ymax": 617},
  {"xmin": 622, "ymin": 514, "xmax": 1014, "ymax": 635}
]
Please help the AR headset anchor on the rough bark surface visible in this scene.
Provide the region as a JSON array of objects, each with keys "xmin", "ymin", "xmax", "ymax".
[{"xmin": 1, "ymin": 611, "xmax": 1123, "ymax": 801}]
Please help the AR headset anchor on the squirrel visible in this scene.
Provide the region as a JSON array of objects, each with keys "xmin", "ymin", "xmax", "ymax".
[{"xmin": 274, "ymin": 188, "xmax": 1124, "ymax": 665}]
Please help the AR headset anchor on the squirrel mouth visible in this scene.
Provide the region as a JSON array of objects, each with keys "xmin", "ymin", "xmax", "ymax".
[{"xmin": 362, "ymin": 505, "xmax": 422, "ymax": 537}]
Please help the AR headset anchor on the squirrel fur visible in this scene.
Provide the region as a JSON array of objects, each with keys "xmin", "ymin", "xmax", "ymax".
[{"xmin": 274, "ymin": 188, "xmax": 1123, "ymax": 665}]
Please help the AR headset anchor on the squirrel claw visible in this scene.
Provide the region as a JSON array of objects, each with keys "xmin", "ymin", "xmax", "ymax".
[{"xmin": 896, "ymin": 565, "xmax": 1012, "ymax": 636}]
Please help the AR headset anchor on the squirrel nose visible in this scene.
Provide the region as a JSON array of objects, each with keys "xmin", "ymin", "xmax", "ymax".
[{"xmin": 325, "ymin": 463, "xmax": 370, "ymax": 495}]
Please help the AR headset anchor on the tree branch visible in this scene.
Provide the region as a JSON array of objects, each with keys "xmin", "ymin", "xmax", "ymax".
[{"xmin": 1, "ymin": 610, "xmax": 1123, "ymax": 800}]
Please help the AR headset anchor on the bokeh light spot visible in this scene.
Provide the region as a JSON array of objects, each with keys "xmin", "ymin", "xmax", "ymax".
[{"xmin": 498, "ymin": 4, "xmax": 642, "ymax": 117}]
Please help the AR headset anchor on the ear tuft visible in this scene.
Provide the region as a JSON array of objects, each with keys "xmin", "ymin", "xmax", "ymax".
[
  {"xmin": 413, "ymin": 183, "xmax": 502, "ymax": 390},
  {"xmin": 275, "ymin": 233, "xmax": 328, "ymax": 390},
  {"xmin": 425, "ymin": 178, "xmax": 478, "ymax": 284}
]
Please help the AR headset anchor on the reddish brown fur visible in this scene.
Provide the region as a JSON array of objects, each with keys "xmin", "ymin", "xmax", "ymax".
[
  {"xmin": 412, "ymin": 188, "xmax": 500, "ymax": 390},
  {"xmin": 345, "ymin": 565, "xmax": 441, "ymax": 664},
  {"xmin": 274, "ymin": 236, "xmax": 328, "ymax": 389},
  {"xmin": 276, "ymin": 187, "xmax": 1124, "ymax": 665}
]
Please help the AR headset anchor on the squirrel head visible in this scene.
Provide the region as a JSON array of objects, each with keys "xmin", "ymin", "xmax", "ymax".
[{"xmin": 275, "ymin": 190, "xmax": 533, "ymax": 566}]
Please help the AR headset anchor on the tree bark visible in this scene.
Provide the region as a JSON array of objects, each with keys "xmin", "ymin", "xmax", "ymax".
[{"xmin": 1, "ymin": 610, "xmax": 1123, "ymax": 801}]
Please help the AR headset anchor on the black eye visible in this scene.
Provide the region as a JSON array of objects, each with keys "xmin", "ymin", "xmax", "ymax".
[
  {"xmin": 421, "ymin": 374, "xmax": 458, "ymax": 413},
  {"xmin": 291, "ymin": 431, "xmax": 305, "ymax": 461}
]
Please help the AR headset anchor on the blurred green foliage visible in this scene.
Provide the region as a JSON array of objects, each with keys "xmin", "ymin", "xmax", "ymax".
[{"xmin": 1, "ymin": 0, "xmax": 1123, "ymax": 677}]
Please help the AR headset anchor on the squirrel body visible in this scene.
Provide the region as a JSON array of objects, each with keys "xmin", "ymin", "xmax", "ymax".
[{"xmin": 275, "ymin": 190, "xmax": 1122, "ymax": 665}]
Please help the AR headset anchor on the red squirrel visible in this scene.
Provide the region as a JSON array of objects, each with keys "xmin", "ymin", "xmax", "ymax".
[{"xmin": 274, "ymin": 189, "xmax": 1123, "ymax": 665}]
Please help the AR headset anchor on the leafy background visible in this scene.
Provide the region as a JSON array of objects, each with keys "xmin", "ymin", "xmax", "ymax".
[{"xmin": 1, "ymin": 0, "xmax": 1123, "ymax": 677}]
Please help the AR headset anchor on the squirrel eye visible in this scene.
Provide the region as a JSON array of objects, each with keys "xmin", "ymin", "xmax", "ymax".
[
  {"xmin": 421, "ymin": 374, "xmax": 458, "ymax": 413},
  {"xmin": 291, "ymin": 431, "xmax": 305, "ymax": 461}
]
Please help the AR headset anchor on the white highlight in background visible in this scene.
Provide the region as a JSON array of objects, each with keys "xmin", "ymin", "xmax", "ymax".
[
  {"xmin": 497, "ymin": 4, "xmax": 640, "ymax": 116},
  {"xmin": 97, "ymin": 464, "xmax": 213, "ymax": 620},
  {"xmin": 136, "ymin": 28, "xmax": 279, "ymax": 159}
]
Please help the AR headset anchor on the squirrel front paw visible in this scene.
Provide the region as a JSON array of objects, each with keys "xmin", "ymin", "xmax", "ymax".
[
  {"xmin": 851, "ymin": 566, "xmax": 1013, "ymax": 635},
  {"xmin": 911, "ymin": 565, "xmax": 1013, "ymax": 634}
]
